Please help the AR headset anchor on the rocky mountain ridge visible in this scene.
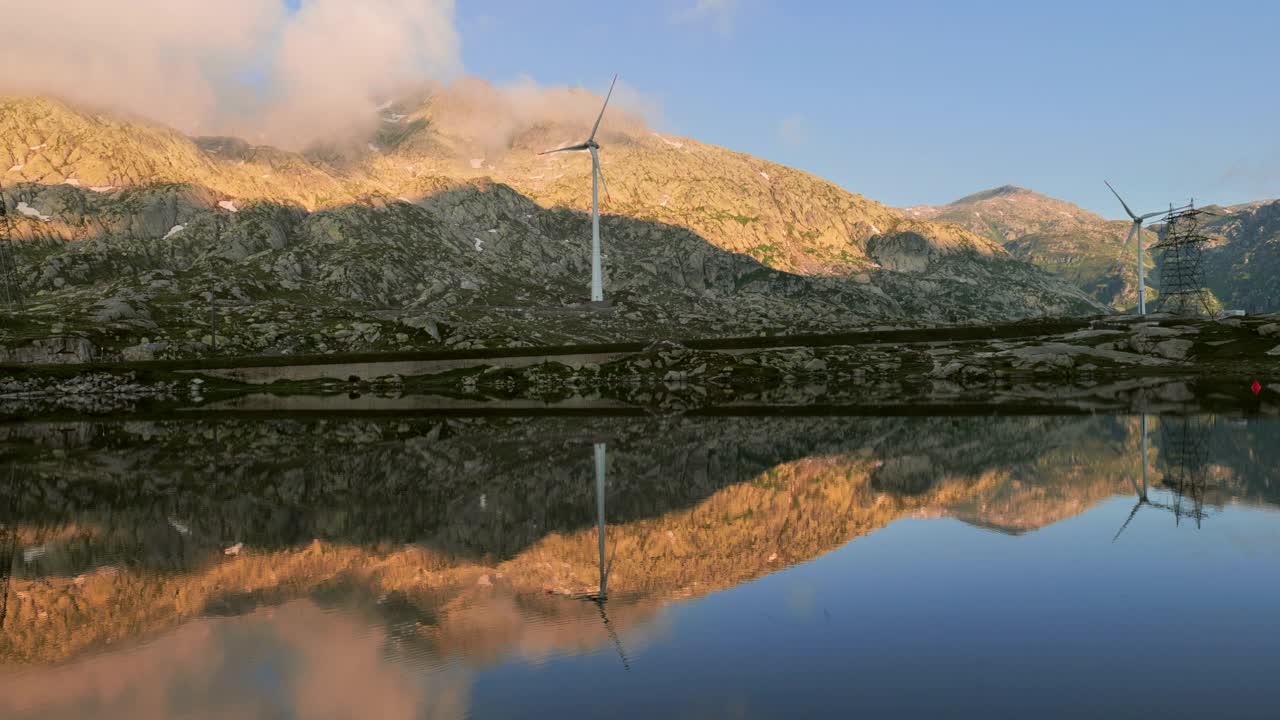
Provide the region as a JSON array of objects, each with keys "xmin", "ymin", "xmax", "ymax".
[
  {"xmin": 911, "ymin": 184, "xmax": 1280, "ymax": 313},
  {"xmin": 1, "ymin": 94, "xmax": 1104, "ymax": 361},
  {"xmin": 905, "ymin": 184, "xmax": 1157, "ymax": 310}
]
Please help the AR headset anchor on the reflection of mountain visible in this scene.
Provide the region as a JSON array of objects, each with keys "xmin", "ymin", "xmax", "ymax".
[{"xmin": 1, "ymin": 414, "xmax": 1276, "ymax": 669}]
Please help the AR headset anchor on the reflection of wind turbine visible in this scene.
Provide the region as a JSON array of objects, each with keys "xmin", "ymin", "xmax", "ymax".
[
  {"xmin": 1106, "ymin": 181, "xmax": 1166, "ymax": 315},
  {"xmin": 1113, "ymin": 414, "xmax": 1150, "ymax": 542},
  {"xmin": 594, "ymin": 442, "xmax": 609, "ymax": 600},
  {"xmin": 538, "ymin": 74, "xmax": 618, "ymax": 303},
  {"xmin": 583, "ymin": 442, "xmax": 630, "ymax": 670}
]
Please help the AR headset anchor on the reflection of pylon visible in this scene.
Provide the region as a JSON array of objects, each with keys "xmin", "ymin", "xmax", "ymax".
[
  {"xmin": 1158, "ymin": 416, "xmax": 1212, "ymax": 528},
  {"xmin": 0, "ymin": 182, "xmax": 24, "ymax": 309}
]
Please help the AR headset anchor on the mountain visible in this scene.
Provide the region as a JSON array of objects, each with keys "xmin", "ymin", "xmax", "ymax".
[
  {"xmin": 1183, "ymin": 199, "xmax": 1280, "ymax": 313},
  {"xmin": 904, "ymin": 185, "xmax": 1156, "ymax": 310},
  {"xmin": 0, "ymin": 94, "xmax": 1104, "ymax": 362}
]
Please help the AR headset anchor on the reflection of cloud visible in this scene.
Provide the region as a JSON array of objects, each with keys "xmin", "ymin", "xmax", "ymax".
[
  {"xmin": 0, "ymin": 601, "xmax": 471, "ymax": 720},
  {"xmin": 674, "ymin": 0, "xmax": 738, "ymax": 36}
]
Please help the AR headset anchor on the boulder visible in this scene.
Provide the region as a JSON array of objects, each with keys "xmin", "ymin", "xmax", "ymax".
[
  {"xmin": 0, "ymin": 336, "xmax": 95, "ymax": 364},
  {"xmin": 1152, "ymin": 339, "xmax": 1194, "ymax": 361}
]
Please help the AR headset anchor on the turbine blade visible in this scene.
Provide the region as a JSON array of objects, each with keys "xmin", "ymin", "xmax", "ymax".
[
  {"xmin": 596, "ymin": 158, "xmax": 613, "ymax": 204},
  {"xmin": 538, "ymin": 142, "xmax": 590, "ymax": 155},
  {"xmin": 588, "ymin": 74, "xmax": 618, "ymax": 143},
  {"xmin": 1139, "ymin": 210, "xmax": 1167, "ymax": 220},
  {"xmin": 1117, "ymin": 222, "xmax": 1138, "ymax": 261},
  {"xmin": 1105, "ymin": 180, "xmax": 1139, "ymax": 220}
]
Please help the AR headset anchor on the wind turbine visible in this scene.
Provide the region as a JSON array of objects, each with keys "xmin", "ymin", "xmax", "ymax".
[
  {"xmin": 539, "ymin": 75, "xmax": 618, "ymax": 303},
  {"xmin": 1105, "ymin": 181, "xmax": 1166, "ymax": 315}
]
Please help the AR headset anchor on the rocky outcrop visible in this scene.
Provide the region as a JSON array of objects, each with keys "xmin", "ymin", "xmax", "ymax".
[{"xmin": 0, "ymin": 336, "xmax": 95, "ymax": 363}]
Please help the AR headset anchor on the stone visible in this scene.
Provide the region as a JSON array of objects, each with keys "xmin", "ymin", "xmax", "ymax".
[
  {"xmin": 1152, "ymin": 338, "xmax": 1194, "ymax": 361},
  {"xmin": 121, "ymin": 342, "xmax": 168, "ymax": 361}
]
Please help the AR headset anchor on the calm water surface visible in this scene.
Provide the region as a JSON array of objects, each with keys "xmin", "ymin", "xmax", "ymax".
[{"xmin": 0, "ymin": 413, "xmax": 1277, "ymax": 718}]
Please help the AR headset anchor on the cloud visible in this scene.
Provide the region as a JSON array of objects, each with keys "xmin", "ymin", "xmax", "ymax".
[
  {"xmin": 674, "ymin": 0, "xmax": 738, "ymax": 36},
  {"xmin": 0, "ymin": 0, "xmax": 463, "ymax": 149},
  {"xmin": 427, "ymin": 75, "xmax": 662, "ymax": 155},
  {"xmin": 778, "ymin": 113, "xmax": 807, "ymax": 147},
  {"xmin": 1216, "ymin": 146, "xmax": 1280, "ymax": 199}
]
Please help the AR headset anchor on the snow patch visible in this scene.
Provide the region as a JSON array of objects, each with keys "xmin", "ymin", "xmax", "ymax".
[
  {"xmin": 16, "ymin": 201, "xmax": 50, "ymax": 221},
  {"xmin": 659, "ymin": 194, "xmax": 670, "ymax": 207},
  {"xmin": 168, "ymin": 518, "xmax": 190, "ymax": 535},
  {"xmin": 869, "ymin": 223, "xmax": 881, "ymax": 234},
  {"xmin": 486, "ymin": 228, "xmax": 498, "ymax": 233},
  {"xmin": 89, "ymin": 185, "xmax": 116, "ymax": 193},
  {"xmin": 163, "ymin": 225, "xmax": 185, "ymax": 239},
  {"xmin": 7, "ymin": 164, "xmax": 22, "ymax": 172},
  {"xmin": 28, "ymin": 143, "xmax": 47, "ymax": 151},
  {"xmin": 62, "ymin": 178, "xmax": 81, "ymax": 187},
  {"xmin": 397, "ymin": 196, "xmax": 412, "ymax": 203},
  {"xmin": 382, "ymin": 113, "xmax": 407, "ymax": 123},
  {"xmin": 473, "ymin": 238, "xmax": 484, "ymax": 252},
  {"xmin": 218, "ymin": 200, "xmax": 238, "ymax": 213},
  {"xmin": 469, "ymin": 158, "xmax": 485, "ymax": 169},
  {"xmin": 759, "ymin": 171, "xmax": 770, "ymax": 180},
  {"xmin": 367, "ymin": 143, "xmax": 381, "ymax": 153}
]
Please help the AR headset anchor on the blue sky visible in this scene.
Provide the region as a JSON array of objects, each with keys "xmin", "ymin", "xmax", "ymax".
[{"xmin": 454, "ymin": 0, "xmax": 1280, "ymax": 218}]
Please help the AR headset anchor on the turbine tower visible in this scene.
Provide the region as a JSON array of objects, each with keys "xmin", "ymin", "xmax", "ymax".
[
  {"xmin": 539, "ymin": 75, "xmax": 618, "ymax": 303},
  {"xmin": 1106, "ymin": 181, "xmax": 1166, "ymax": 315}
]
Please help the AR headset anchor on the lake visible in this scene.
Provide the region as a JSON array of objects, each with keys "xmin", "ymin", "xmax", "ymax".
[{"xmin": 1, "ymin": 412, "xmax": 1277, "ymax": 718}]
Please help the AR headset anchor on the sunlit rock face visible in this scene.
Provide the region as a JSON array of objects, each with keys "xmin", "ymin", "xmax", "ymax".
[{"xmin": 0, "ymin": 96, "xmax": 1103, "ymax": 361}]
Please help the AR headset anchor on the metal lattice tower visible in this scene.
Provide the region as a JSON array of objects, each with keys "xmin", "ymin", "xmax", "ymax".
[
  {"xmin": 0, "ymin": 183, "xmax": 24, "ymax": 309},
  {"xmin": 1152, "ymin": 203, "xmax": 1213, "ymax": 316}
]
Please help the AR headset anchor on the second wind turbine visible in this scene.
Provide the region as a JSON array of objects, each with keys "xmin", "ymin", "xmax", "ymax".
[{"xmin": 539, "ymin": 74, "xmax": 618, "ymax": 304}]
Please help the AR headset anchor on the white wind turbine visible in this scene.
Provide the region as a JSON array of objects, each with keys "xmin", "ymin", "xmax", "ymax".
[
  {"xmin": 1106, "ymin": 181, "xmax": 1166, "ymax": 315},
  {"xmin": 539, "ymin": 74, "xmax": 618, "ymax": 303}
]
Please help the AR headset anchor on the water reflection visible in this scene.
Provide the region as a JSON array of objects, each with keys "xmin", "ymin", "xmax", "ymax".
[{"xmin": 0, "ymin": 413, "xmax": 1277, "ymax": 718}]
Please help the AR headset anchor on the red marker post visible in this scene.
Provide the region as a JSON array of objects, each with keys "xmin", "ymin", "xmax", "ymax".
[{"xmin": 1252, "ymin": 381, "xmax": 1262, "ymax": 395}]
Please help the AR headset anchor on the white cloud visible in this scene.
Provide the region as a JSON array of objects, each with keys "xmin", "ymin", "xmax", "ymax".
[
  {"xmin": 778, "ymin": 113, "xmax": 807, "ymax": 147},
  {"xmin": 0, "ymin": 0, "xmax": 463, "ymax": 149},
  {"xmin": 675, "ymin": 0, "xmax": 738, "ymax": 36}
]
